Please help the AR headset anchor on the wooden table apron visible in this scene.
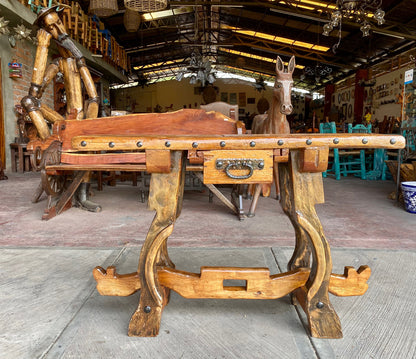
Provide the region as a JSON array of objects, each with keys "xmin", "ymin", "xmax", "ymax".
[{"xmin": 29, "ymin": 121, "xmax": 403, "ymax": 338}]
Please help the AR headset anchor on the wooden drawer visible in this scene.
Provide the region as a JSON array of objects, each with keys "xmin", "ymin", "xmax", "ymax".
[{"xmin": 203, "ymin": 150, "xmax": 273, "ymax": 184}]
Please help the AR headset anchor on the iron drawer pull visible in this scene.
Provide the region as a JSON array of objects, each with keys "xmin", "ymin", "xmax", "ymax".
[{"xmin": 224, "ymin": 162, "xmax": 254, "ymax": 180}]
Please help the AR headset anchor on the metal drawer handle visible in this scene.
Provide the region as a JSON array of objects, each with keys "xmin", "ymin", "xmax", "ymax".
[{"xmin": 225, "ymin": 162, "xmax": 254, "ymax": 180}]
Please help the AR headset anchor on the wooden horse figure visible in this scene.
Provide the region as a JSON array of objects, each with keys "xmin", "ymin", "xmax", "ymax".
[{"xmin": 247, "ymin": 55, "xmax": 295, "ymax": 217}]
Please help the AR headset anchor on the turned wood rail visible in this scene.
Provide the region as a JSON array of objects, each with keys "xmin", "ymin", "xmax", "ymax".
[{"xmin": 25, "ymin": 110, "xmax": 405, "ymax": 338}]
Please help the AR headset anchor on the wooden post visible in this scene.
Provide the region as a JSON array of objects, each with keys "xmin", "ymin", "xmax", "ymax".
[
  {"xmin": 354, "ymin": 69, "xmax": 368, "ymax": 124},
  {"xmin": 128, "ymin": 151, "xmax": 185, "ymax": 336},
  {"xmin": 279, "ymin": 150, "xmax": 342, "ymax": 338}
]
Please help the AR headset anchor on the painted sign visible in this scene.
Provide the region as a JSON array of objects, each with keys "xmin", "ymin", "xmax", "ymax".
[{"xmin": 404, "ymin": 69, "xmax": 414, "ymax": 84}]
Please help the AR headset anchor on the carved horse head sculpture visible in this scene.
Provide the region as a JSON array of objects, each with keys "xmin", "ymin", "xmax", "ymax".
[
  {"xmin": 248, "ymin": 55, "xmax": 296, "ymax": 217},
  {"xmin": 274, "ymin": 55, "xmax": 295, "ymax": 116}
]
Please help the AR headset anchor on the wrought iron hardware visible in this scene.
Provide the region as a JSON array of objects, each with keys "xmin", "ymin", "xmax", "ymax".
[{"xmin": 215, "ymin": 158, "xmax": 265, "ymax": 180}]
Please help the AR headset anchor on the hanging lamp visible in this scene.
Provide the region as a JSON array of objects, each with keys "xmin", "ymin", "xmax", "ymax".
[
  {"xmin": 124, "ymin": 9, "xmax": 141, "ymax": 32},
  {"xmin": 89, "ymin": 0, "xmax": 118, "ymax": 18},
  {"xmin": 124, "ymin": 0, "xmax": 168, "ymax": 13}
]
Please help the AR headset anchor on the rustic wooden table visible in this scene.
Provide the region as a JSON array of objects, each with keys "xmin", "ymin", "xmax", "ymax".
[{"xmin": 27, "ymin": 110, "xmax": 405, "ymax": 338}]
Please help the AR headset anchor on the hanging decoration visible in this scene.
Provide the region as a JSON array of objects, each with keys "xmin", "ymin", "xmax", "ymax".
[
  {"xmin": 124, "ymin": 8, "xmax": 141, "ymax": 32},
  {"xmin": 13, "ymin": 24, "xmax": 32, "ymax": 40},
  {"xmin": 136, "ymin": 73, "xmax": 150, "ymax": 88},
  {"xmin": 8, "ymin": 60, "xmax": 23, "ymax": 78},
  {"xmin": 301, "ymin": 64, "xmax": 332, "ymax": 84},
  {"xmin": 124, "ymin": 0, "xmax": 168, "ymax": 13},
  {"xmin": 89, "ymin": 0, "xmax": 118, "ymax": 18},
  {"xmin": 7, "ymin": 23, "xmax": 33, "ymax": 47},
  {"xmin": 176, "ymin": 50, "xmax": 216, "ymax": 87},
  {"xmin": 322, "ymin": 0, "xmax": 385, "ymax": 52},
  {"xmin": 254, "ymin": 76, "xmax": 267, "ymax": 92},
  {"xmin": 0, "ymin": 17, "xmax": 10, "ymax": 35}
]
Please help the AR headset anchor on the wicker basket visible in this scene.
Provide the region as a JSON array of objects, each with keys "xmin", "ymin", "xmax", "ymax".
[
  {"xmin": 124, "ymin": 9, "xmax": 141, "ymax": 32},
  {"xmin": 124, "ymin": 0, "xmax": 168, "ymax": 12},
  {"xmin": 89, "ymin": 0, "xmax": 118, "ymax": 18}
]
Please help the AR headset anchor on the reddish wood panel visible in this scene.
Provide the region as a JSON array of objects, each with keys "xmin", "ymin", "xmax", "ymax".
[
  {"xmin": 145, "ymin": 150, "xmax": 171, "ymax": 173},
  {"xmin": 61, "ymin": 152, "xmax": 146, "ymax": 165},
  {"xmin": 58, "ymin": 109, "xmax": 243, "ymax": 151}
]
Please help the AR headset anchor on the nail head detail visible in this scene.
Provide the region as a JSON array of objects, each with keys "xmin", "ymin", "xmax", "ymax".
[
  {"xmin": 333, "ymin": 138, "xmax": 339, "ymax": 144},
  {"xmin": 306, "ymin": 139, "xmax": 312, "ymax": 145},
  {"xmin": 80, "ymin": 140, "xmax": 87, "ymax": 147},
  {"xmin": 390, "ymin": 138, "xmax": 396, "ymax": 145},
  {"xmin": 109, "ymin": 142, "xmax": 115, "ymax": 148},
  {"xmin": 220, "ymin": 141, "xmax": 226, "ymax": 147},
  {"xmin": 165, "ymin": 141, "xmax": 171, "ymax": 147},
  {"xmin": 250, "ymin": 141, "xmax": 256, "ymax": 147},
  {"xmin": 362, "ymin": 138, "xmax": 368, "ymax": 144},
  {"xmin": 144, "ymin": 306, "xmax": 151, "ymax": 313},
  {"xmin": 278, "ymin": 140, "xmax": 284, "ymax": 146},
  {"xmin": 192, "ymin": 142, "xmax": 198, "ymax": 148},
  {"xmin": 136, "ymin": 141, "xmax": 143, "ymax": 148}
]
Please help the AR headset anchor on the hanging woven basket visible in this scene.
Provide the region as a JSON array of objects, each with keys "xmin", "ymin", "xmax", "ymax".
[
  {"xmin": 89, "ymin": 0, "xmax": 118, "ymax": 18},
  {"xmin": 124, "ymin": 0, "xmax": 168, "ymax": 13},
  {"xmin": 124, "ymin": 9, "xmax": 141, "ymax": 32}
]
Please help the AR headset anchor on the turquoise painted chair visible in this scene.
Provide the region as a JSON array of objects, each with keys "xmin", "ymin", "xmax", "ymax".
[
  {"xmin": 320, "ymin": 122, "xmax": 341, "ymax": 180},
  {"xmin": 320, "ymin": 122, "xmax": 371, "ymax": 180},
  {"xmin": 338, "ymin": 123, "xmax": 372, "ymax": 180}
]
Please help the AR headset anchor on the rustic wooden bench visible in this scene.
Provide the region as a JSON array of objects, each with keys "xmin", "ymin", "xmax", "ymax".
[
  {"xmin": 28, "ymin": 109, "xmax": 245, "ymax": 219},
  {"xmin": 27, "ymin": 109, "xmax": 404, "ymax": 338}
]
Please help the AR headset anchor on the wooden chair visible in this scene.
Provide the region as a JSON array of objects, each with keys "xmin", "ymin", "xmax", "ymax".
[
  {"xmin": 340, "ymin": 123, "xmax": 372, "ymax": 180},
  {"xmin": 320, "ymin": 122, "xmax": 371, "ymax": 180},
  {"xmin": 320, "ymin": 122, "xmax": 341, "ymax": 180}
]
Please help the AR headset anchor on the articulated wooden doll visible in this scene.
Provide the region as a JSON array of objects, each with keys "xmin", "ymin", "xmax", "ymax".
[{"xmin": 21, "ymin": 6, "xmax": 100, "ymax": 211}]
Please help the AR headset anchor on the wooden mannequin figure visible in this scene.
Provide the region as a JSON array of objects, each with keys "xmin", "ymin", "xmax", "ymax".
[{"xmin": 21, "ymin": 6, "xmax": 101, "ymax": 212}]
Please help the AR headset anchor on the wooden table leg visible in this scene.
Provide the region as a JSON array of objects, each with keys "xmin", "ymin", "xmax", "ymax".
[
  {"xmin": 128, "ymin": 151, "xmax": 185, "ymax": 337},
  {"xmin": 18, "ymin": 145, "xmax": 24, "ymax": 173},
  {"xmin": 279, "ymin": 150, "xmax": 342, "ymax": 338},
  {"xmin": 10, "ymin": 145, "xmax": 17, "ymax": 173}
]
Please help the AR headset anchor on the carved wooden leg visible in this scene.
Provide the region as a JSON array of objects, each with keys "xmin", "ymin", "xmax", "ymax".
[
  {"xmin": 128, "ymin": 151, "xmax": 185, "ymax": 337},
  {"xmin": 279, "ymin": 150, "xmax": 342, "ymax": 339}
]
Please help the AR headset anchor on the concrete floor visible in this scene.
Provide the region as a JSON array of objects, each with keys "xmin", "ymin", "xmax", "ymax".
[{"xmin": 1, "ymin": 171, "xmax": 415, "ymax": 358}]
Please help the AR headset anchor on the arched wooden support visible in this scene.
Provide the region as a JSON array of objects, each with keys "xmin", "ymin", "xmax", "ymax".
[
  {"xmin": 128, "ymin": 151, "xmax": 185, "ymax": 337},
  {"xmin": 93, "ymin": 264, "xmax": 371, "ymax": 299},
  {"xmin": 279, "ymin": 149, "xmax": 342, "ymax": 338}
]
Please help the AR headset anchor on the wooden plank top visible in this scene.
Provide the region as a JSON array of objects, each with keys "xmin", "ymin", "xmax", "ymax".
[
  {"xmin": 56, "ymin": 109, "xmax": 244, "ymax": 151},
  {"xmin": 68, "ymin": 133, "xmax": 405, "ymax": 152}
]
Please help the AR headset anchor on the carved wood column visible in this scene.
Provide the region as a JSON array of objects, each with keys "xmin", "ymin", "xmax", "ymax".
[
  {"xmin": 128, "ymin": 151, "xmax": 185, "ymax": 337},
  {"xmin": 354, "ymin": 69, "xmax": 368, "ymax": 124},
  {"xmin": 279, "ymin": 150, "xmax": 342, "ymax": 338}
]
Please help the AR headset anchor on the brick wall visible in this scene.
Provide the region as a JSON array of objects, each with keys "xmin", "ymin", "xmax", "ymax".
[{"xmin": 10, "ymin": 39, "xmax": 55, "ymax": 113}]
